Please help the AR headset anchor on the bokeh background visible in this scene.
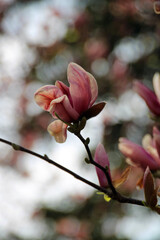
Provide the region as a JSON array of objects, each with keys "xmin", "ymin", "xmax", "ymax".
[{"xmin": 0, "ymin": 0, "xmax": 160, "ymax": 239}]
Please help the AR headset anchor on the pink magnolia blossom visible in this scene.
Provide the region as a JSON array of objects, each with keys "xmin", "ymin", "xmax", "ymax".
[
  {"xmin": 133, "ymin": 73, "xmax": 160, "ymax": 116},
  {"xmin": 118, "ymin": 127, "xmax": 160, "ymax": 171},
  {"xmin": 34, "ymin": 62, "xmax": 98, "ymax": 143},
  {"xmin": 94, "ymin": 144, "xmax": 111, "ymax": 188}
]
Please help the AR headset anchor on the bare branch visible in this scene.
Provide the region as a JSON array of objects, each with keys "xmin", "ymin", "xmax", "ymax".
[{"xmin": 0, "ymin": 137, "xmax": 149, "ymax": 208}]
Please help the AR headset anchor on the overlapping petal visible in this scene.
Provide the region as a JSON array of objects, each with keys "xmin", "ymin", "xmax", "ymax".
[
  {"xmin": 34, "ymin": 85, "xmax": 62, "ymax": 111},
  {"xmin": 49, "ymin": 95, "xmax": 79, "ymax": 122},
  {"xmin": 87, "ymin": 72, "xmax": 98, "ymax": 107},
  {"xmin": 55, "ymin": 81, "xmax": 70, "ymax": 98},
  {"xmin": 47, "ymin": 120, "xmax": 67, "ymax": 143},
  {"xmin": 67, "ymin": 63, "xmax": 98, "ymax": 115}
]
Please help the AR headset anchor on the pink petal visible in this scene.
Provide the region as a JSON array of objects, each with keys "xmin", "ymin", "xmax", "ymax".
[
  {"xmin": 67, "ymin": 63, "xmax": 92, "ymax": 115},
  {"xmin": 87, "ymin": 72, "xmax": 98, "ymax": 107},
  {"xmin": 94, "ymin": 143, "xmax": 110, "ymax": 188},
  {"xmin": 55, "ymin": 81, "xmax": 70, "ymax": 96},
  {"xmin": 142, "ymin": 134, "xmax": 153, "ymax": 150},
  {"xmin": 34, "ymin": 85, "xmax": 62, "ymax": 111},
  {"xmin": 47, "ymin": 120, "xmax": 67, "ymax": 143},
  {"xmin": 49, "ymin": 95, "xmax": 71, "ymax": 122},
  {"xmin": 133, "ymin": 81, "xmax": 160, "ymax": 116},
  {"xmin": 146, "ymin": 145, "xmax": 160, "ymax": 166},
  {"xmin": 153, "ymin": 126, "xmax": 160, "ymax": 159},
  {"xmin": 153, "ymin": 72, "xmax": 160, "ymax": 103},
  {"xmin": 49, "ymin": 95, "xmax": 79, "ymax": 122},
  {"xmin": 141, "ymin": 134, "xmax": 160, "ymax": 165},
  {"xmin": 119, "ymin": 138, "xmax": 159, "ymax": 170}
]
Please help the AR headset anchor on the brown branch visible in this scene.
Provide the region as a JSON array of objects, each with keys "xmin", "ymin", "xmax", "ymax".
[
  {"xmin": 76, "ymin": 132, "xmax": 118, "ymax": 197},
  {"xmin": 0, "ymin": 137, "xmax": 147, "ymax": 207}
]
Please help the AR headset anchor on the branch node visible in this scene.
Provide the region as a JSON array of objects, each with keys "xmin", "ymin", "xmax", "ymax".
[
  {"xmin": 11, "ymin": 143, "xmax": 20, "ymax": 151},
  {"xmin": 84, "ymin": 158, "xmax": 91, "ymax": 164},
  {"xmin": 85, "ymin": 137, "xmax": 90, "ymax": 145},
  {"xmin": 44, "ymin": 154, "xmax": 49, "ymax": 160}
]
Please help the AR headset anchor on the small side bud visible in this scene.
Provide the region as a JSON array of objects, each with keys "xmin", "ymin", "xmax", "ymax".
[
  {"xmin": 105, "ymin": 166, "xmax": 109, "ymax": 171},
  {"xmin": 84, "ymin": 158, "xmax": 90, "ymax": 164},
  {"xmin": 44, "ymin": 154, "xmax": 49, "ymax": 160},
  {"xmin": 85, "ymin": 138, "xmax": 90, "ymax": 145},
  {"xmin": 12, "ymin": 143, "xmax": 20, "ymax": 151},
  {"xmin": 68, "ymin": 126, "xmax": 75, "ymax": 133},
  {"xmin": 78, "ymin": 117, "xmax": 87, "ymax": 131}
]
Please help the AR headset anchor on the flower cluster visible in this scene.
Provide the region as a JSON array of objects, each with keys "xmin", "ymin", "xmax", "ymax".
[
  {"xmin": 34, "ymin": 63, "xmax": 160, "ymax": 210},
  {"xmin": 35, "ymin": 63, "xmax": 98, "ymax": 143}
]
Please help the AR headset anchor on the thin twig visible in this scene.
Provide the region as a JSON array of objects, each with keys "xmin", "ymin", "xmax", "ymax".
[
  {"xmin": 76, "ymin": 133, "xmax": 118, "ymax": 197},
  {"xmin": 0, "ymin": 138, "xmax": 111, "ymax": 195},
  {"xmin": 0, "ymin": 137, "xmax": 147, "ymax": 207}
]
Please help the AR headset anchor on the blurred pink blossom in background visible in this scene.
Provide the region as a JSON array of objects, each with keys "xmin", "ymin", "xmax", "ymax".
[
  {"xmin": 119, "ymin": 127, "xmax": 160, "ymax": 171},
  {"xmin": 134, "ymin": 73, "xmax": 160, "ymax": 117}
]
